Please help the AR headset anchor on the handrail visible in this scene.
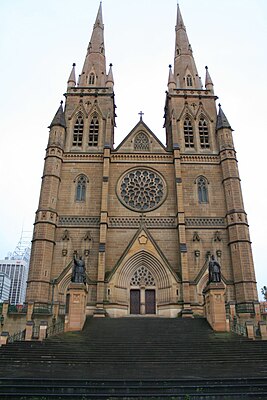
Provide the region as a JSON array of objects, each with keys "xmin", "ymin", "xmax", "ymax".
[
  {"xmin": 46, "ymin": 319, "xmax": 65, "ymax": 338},
  {"xmin": 8, "ymin": 329, "xmax": 26, "ymax": 343},
  {"xmin": 230, "ymin": 318, "xmax": 247, "ymax": 337}
]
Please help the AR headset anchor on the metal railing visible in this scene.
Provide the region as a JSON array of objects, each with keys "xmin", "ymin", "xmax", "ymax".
[
  {"xmin": 8, "ymin": 329, "xmax": 26, "ymax": 343},
  {"xmin": 33, "ymin": 303, "xmax": 52, "ymax": 314},
  {"xmin": 8, "ymin": 304, "xmax": 28, "ymax": 314},
  {"xmin": 46, "ymin": 319, "xmax": 65, "ymax": 338},
  {"xmin": 230, "ymin": 318, "xmax": 247, "ymax": 337},
  {"xmin": 236, "ymin": 302, "xmax": 255, "ymax": 314}
]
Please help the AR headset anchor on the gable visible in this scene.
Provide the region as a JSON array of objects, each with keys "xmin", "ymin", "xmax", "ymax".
[{"xmin": 115, "ymin": 120, "xmax": 167, "ymax": 153}]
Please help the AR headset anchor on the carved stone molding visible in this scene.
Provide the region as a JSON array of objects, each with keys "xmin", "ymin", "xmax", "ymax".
[
  {"xmin": 109, "ymin": 217, "xmax": 177, "ymax": 229},
  {"xmin": 63, "ymin": 154, "xmax": 103, "ymax": 161},
  {"xmin": 185, "ymin": 217, "xmax": 225, "ymax": 227},
  {"xmin": 59, "ymin": 216, "xmax": 100, "ymax": 226},
  {"xmin": 181, "ymin": 155, "xmax": 219, "ymax": 163},
  {"xmin": 111, "ymin": 154, "xmax": 172, "ymax": 162}
]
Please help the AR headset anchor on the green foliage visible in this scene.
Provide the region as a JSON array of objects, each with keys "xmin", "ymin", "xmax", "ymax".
[{"xmin": 261, "ymin": 286, "xmax": 267, "ymax": 301}]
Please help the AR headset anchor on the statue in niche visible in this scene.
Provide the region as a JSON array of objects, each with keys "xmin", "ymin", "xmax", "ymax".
[
  {"xmin": 71, "ymin": 254, "xmax": 86, "ymax": 284},
  {"xmin": 208, "ymin": 255, "xmax": 221, "ymax": 283}
]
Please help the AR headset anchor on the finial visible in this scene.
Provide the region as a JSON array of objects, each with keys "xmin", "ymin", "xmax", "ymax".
[
  {"xmin": 169, "ymin": 64, "xmax": 172, "ymax": 69},
  {"xmin": 205, "ymin": 66, "xmax": 208, "ymax": 70},
  {"xmin": 218, "ymin": 103, "xmax": 221, "ymax": 108},
  {"xmin": 138, "ymin": 111, "xmax": 144, "ymax": 121},
  {"xmin": 109, "ymin": 63, "xmax": 113, "ymax": 67},
  {"xmin": 72, "ymin": 63, "xmax": 76, "ymax": 67},
  {"xmin": 60, "ymin": 100, "xmax": 63, "ymax": 105}
]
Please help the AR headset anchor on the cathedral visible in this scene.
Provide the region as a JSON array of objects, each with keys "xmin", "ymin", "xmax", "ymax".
[{"xmin": 26, "ymin": 3, "xmax": 258, "ymax": 318}]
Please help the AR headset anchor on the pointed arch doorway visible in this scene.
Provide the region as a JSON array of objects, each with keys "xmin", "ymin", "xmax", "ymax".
[
  {"xmin": 129, "ymin": 266, "xmax": 156, "ymax": 315},
  {"xmin": 130, "ymin": 289, "xmax": 156, "ymax": 315}
]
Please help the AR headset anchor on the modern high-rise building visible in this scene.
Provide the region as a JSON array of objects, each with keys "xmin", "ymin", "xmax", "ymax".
[
  {"xmin": 0, "ymin": 233, "xmax": 31, "ymax": 305},
  {"xmin": 0, "ymin": 273, "xmax": 11, "ymax": 303},
  {"xmin": 26, "ymin": 4, "xmax": 258, "ymax": 317}
]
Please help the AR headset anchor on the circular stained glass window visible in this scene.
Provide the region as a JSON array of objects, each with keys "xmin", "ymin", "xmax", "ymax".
[{"xmin": 117, "ymin": 168, "xmax": 167, "ymax": 212}]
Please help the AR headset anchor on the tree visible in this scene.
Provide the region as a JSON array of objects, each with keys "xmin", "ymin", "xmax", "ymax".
[{"xmin": 261, "ymin": 286, "xmax": 267, "ymax": 301}]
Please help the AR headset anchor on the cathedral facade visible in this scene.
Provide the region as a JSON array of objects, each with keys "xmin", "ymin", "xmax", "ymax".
[{"xmin": 26, "ymin": 4, "xmax": 258, "ymax": 318}]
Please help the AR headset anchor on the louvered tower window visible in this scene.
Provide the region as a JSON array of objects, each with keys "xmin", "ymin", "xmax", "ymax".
[
  {"xmin": 73, "ymin": 115, "xmax": 84, "ymax": 147},
  {"xmin": 184, "ymin": 118, "xmax": 194, "ymax": 148},
  {"xmin": 89, "ymin": 116, "xmax": 99, "ymax": 146},
  {"xmin": 197, "ymin": 176, "xmax": 208, "ymax": 203},
  {"xmin": 186, "ymin": 74, "xmax": 193, "ymax": 87},
  {"xmin": 89, "ymin": 73, "xmax": 95, "ymax": 85},
  {"xmin": 199, "ymin": 118, "xmax": 210, "ymax": 149},
  {"xmin": 76, "ymin": 175, "xmax": 87, "ymax": 201}
]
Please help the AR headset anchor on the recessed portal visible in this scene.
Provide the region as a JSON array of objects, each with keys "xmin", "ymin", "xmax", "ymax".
[
  {"xmin": 130, "ymin": 289, "xmax": 156, "ymax": 315},
  {"xmin": 130, "ymin": 289, "xmax": 140, "ymax": 314}
]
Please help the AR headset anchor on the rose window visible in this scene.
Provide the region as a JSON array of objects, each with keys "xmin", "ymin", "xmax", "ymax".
[
  {"xmin": 130, "ymin": 266, "xmax": 155, "ymax": 287},
  {"xmin": 118, "ymin": 169, "xmax": 166, "ymax": 212}
]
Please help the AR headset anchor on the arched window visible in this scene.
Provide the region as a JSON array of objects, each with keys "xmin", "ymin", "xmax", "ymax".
[
  {"xmin": 76, "ymin": 175, "xmax": 87, "ymax": 201},
  {"xmin": 73, "ymin": 115, "xmax": 84, "ymax": 147},
  {"xmin": 134, "ymin": 132, "xmax": 149, "ymax": 151},
  {"xmin": 89, "ymin": 115, "xmax": 99, "ymax": 146},
  {"xmin": 197, "ymin": 176, "xmax": 208, "ymax": 203},
  {"xmin": 184, "ymin": 118, "xmax": 194, "ymax": 148},
  {"xmin": 199, "ymin": 118, "xmax": 210, "ymax": 149},
  {"xmin": 89, "ymin": 73, "xmax": 95, "ymax": 85},
  {"xmin": 186, "ymin": 74, "xmax": 193, "ymax": 87}
]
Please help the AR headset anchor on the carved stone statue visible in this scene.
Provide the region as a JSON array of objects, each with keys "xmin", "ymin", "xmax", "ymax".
[
  {"xmin": 71, "ymin": 254, "xmax": 86, "ymax": 284},
  {"xmin": 208, "ymin": 255, "xmax": 221, "ymax": 283}
]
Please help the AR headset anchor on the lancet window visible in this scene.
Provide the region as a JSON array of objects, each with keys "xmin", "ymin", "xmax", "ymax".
[
  {"xmin": 73, "ymin": 114, "xmax": 84, "ymax": 147},
  {"xmin": 89, "ymin": 73, "xmax": 95, "ymax": 85},
  {"xmin": 184, "ymin": 118, "xmax": 194, "ymax": 148},
  {"xmin": 199, "ymin": 118, "xmax": 210, "ymax": 149},
  {"xmin": 197, "ymin": 176, "xmax": 209, "ymax": 203},
  {"xmin": 186, "ymin": 74, "xmax": 193, "ymax": 87},
  {"xmin": 89, "ymin": 115, "xmax": 99, "ymax": 146},
  {"xmin": 76, "ymin": 175, "xmax": 87, "ymax": 202},
  {"xmin": 134, "ymin": 132, "xmax": 149, "ymax": 151}
]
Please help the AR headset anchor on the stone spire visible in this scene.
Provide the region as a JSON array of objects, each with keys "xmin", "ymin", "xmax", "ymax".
[
  {"xmin": 173, "ymin": 3, "xmax": 201, "ymax": 89},
  {"xmin": 79, "ymin": 2, "xmax": 107, "ymax": 87},
  {"xmin": 205, "ymin": 66, "xmax": 214, "ymax": 93},
  {"xmin": 216, "ymin": 104, "xmax": 232, "ymax": 131},
  {"xmin": 106, "ymin": 63, "xmax": 114, "ymax": 88},
  {"xmin": 67, "ymin": 63, "xmax": 76, "ymax": 88},
  {"xmin": 49, "ymin": 101, "xmax": 66, "ymax": 129},
  {"xmin": 168, "ymin": 65, "xmax": 176, "ymax": 90}
]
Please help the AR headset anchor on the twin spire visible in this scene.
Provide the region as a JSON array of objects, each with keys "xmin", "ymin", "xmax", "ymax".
[
  {"xmin": 67, "ymin": 3, "xmax": 113, "ymax": 89},
  {"xmin": 62, "ymin": 3, "xmax": 229, "ymax": 130}
]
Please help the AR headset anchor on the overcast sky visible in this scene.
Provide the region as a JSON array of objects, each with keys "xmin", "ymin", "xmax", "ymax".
[{"xmin": 0, "ymin": 0, "xmax": 266, "ymax": 298}]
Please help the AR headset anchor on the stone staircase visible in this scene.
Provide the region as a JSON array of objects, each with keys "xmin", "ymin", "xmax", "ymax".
[{"xmin": 0, "ymin": 317, "xmax": 267, "ymax": 398}]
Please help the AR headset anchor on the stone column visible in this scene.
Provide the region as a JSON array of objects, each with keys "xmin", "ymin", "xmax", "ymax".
[
  {"xmin": 25, "ymin": 321, "xmax": 34, "ymax": 341},
  {"xmin": 246, "ymin": 321, "xmax": 255, "ymax": 340},
  {"xmin": 39, "ymin": 321, "xmax": 48, "ymax": 341},
  {"xmin": 258, "ymin": 321, "xmax": 267, "ymax": 340},
  {"xmin": 203, "ymin": 282, "xmax": 227, "ymax": 331},
  {"xmin": 0, "ymin": 332, "xmax": 9, "ymax": 346},
  {"xmin": 65, "ymin": 283, "xmax": 88, "ymax": 331},
  {"xmin": 52, "ymin": 301, "xmax": 60, "ymax": 321},
  {"xmin": 26, "ymin": 301, "xmax": 34, "ymax": 321},
  {"xmin": 140, "ymin": 287, "xmax": 146, "ymax": 315}
]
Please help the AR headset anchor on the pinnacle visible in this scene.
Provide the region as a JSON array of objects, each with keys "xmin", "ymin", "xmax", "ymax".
[
  {"xmin": 216, "ymin": 104, "xmax": 232, "ymax": 131},
  {"xmin": 49, "ymin": 102, "xmax": 66, "ymax": 129}
]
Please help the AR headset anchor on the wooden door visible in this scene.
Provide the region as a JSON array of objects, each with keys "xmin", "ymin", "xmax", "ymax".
[
  {"xmin": 130, "ymin": 289, "xmax": 140, "ymax": 314},
  {"xmin": 145, "ymin": 289, "xmax": 156, "ymax": 314}
]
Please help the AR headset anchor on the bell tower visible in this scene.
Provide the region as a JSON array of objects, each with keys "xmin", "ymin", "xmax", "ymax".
[
  {"xmin": 27, "ymin": 3, "xmax": 116, "ymax": 304},
  {"xmin": 164, "ymin": 4, "xmax": 258, "ymax": 312}
]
